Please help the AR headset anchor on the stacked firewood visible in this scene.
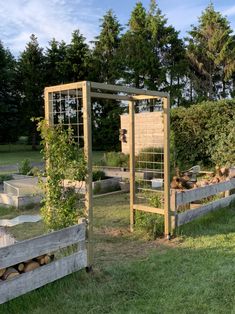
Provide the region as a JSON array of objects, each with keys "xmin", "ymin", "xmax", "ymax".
[
  {"xmin": 0, "ymin": 254, "xmax": 54, "ymax": 281},
  {"xmin": 171, "ymin": 167, "xmax": 235, "ymax": 190}
]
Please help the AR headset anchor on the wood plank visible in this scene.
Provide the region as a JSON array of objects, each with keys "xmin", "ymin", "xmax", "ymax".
[
  {"xmin": 82, "ymin": 81, "xmax": 94, "ymax": 268},
  {"xmin": 163, "ymin": 96, "xmax": 171, "ymax": 237},
  {"xmin": 134, "ymin": 204, "xmax": 165, "ymax": 215},
  {"xmin": 177, "ymin": 194, "xmax": 235, "ymax": 227},
  {"xmin": 90, "ymin": 81, "xmax": 169, "ymax": 97},
  {"xmin": 0, "ymin": 250, "xmax": 87, "ymax": 305},
  {"xmin": 90, "ymin": 91, "xmax": 130, "ymax": 101},
  {"xmin": 176, "ymin": 179, "xmax": 235, "ymax": 206},
  {"xmin": 129, "ymin": 101, "xmax": 135, "ymax": 232},
  {"xmin": 45, "ymin": 82, "xmax": 84, "ymax": 93},
  {"xmin": 0, "ymin": 223, "xmax": 86, "ymax": 269}
]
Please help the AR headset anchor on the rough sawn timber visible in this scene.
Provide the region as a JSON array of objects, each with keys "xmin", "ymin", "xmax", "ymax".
[{"xmin": 0, "ymin": 250, "xmax": 87, "ymax": 304}]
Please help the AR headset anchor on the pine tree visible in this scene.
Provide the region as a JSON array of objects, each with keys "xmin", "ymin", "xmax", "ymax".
[
  {"xmin": 186, "ymin": 4, "xmax": 235, "ymax": 100},
  {"xmin": 17, "ymin": 34, "xmax": 45, "ymax": 149},
  {"xmin": 91, "ymin": 10, "xmax": 123, "ymax": 150},
  {"xmin": 0, "ymin": 41, "xmax": 19, "ymax": 143}
]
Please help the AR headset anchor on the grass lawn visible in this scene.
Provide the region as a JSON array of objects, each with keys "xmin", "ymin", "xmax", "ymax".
[
  {"xmin": 1, "ymin": 194, "xmax": 235, "ymax": 313},
  {"xmin": 0, "ymin": 144, "xmax": 104, "ymax": 167}
]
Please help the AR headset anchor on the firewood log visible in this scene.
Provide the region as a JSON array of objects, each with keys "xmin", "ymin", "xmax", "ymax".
[
  {"xmin": 44, "ymin": 255, "xmax": 51, "ymax": 264},
  {"xmin": 35, "ymin": 255, "xmax": 46, "ymax": 265},
  {"xmin": 24, "ymin": 261, "xmax": 40, "ymax": 272},
  {"xmin": 17, "ymin": 263, "xmax": 25, "ymax": 272},
  {"xmin": 0, "ymin": 268, "xmax": 6, "ymax": 277},
  {"xmin": 2, "ymin": 267, "xmax": 19, "ymax": 280}
]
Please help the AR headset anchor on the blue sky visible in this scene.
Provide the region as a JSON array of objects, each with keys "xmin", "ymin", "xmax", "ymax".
[{"xmin": 1, "ymin": 0, "xmax": 235, "ymax": 55}]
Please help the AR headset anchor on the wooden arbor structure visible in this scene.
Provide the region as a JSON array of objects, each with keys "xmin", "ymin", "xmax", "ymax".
[{"xmin": 44, "ymin": 81, "xmax": 171, "ymax": 267}]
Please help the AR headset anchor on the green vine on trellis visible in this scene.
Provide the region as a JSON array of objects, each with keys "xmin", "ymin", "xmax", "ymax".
[{"xmin": 37, "ymin": 119, "xmax": 87, "ymax": 231}]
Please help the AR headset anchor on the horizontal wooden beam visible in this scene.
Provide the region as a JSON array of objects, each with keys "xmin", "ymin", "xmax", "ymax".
[
  {"xmin": 0, "ymin": 223, "xmax": 86, "ymax": 269},
  {"xmin": 90, "ymin": 81, "xmax": 169, "ymax": 97},
  {"xmin": 134, "ymin": 204, "xmax": 165, "ymax": 215},
  {"xmin": 90, "ymin": 91, "xmax": 130, "ymax": 101},
  {"xmin": 176, "ymin": 194, "xmax": 235, "ymax": 227},
  {"xmin": 45, "ymin": 82, "xmax": 84, "ymax": 93},
  {"xmin": 176, "ymin": 179, "xmax": 235, "ymax": 206},
  {"xmin": 0, "ymin": 250, "xmax": 87, "ymax": 305}
]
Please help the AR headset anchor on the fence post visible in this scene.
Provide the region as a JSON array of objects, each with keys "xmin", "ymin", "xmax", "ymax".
[
  {"xmin": 163, "ymin": 96, "xmax": 171, "ymax": 238},
  {"xmin": 129, "ymin": 101, "xmax": 135, "ymax": 232},
  {"xmin": 82, "ymin": 81, "xmax": 93, "ymax": 269}
]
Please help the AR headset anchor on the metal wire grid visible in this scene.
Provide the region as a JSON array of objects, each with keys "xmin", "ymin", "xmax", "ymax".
[
  {"xmin": 135, "ymin": 100, "xmax": 164, "ymax": 209},
  {"xmin": 48, "ymin": 89, "xmax": 84, "ymax": 146}
]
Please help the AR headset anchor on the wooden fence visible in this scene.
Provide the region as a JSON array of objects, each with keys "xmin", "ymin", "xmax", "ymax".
[
  {"xmin": 171, "ymin": 178, "xmax": 235, "ymax": 228},
  {"xmin": 0, "ymin": 223, "xmax": 87, "ymax": 304}
]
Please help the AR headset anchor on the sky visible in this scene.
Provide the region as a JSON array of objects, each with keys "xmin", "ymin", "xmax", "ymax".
[{"xmin": 1, "ymin": 0, "xmax": 235, "ymax": 56}]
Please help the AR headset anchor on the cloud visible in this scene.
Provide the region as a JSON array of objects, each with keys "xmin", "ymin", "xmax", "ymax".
[
  {"xmin": 223, "ymin": 5, "xmax": 235, "ymax": 17},
  {"xmin": 0, "ymin": 0, "xmax": 101, "ymax": 55}
]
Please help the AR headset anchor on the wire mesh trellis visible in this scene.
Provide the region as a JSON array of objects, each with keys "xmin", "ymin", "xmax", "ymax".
[{"xmin": 45, "ymin": 81, "xmax": 171, "ymax": 268}]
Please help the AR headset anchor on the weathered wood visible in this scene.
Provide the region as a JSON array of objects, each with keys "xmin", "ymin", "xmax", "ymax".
[
  {"xmin": 83, "ymin": 81, "xmax": 93, "ymax": 268},
  {"xmin": 177, "ymin": 194, "xmax": 235, "ymax": 227},
  {"xmin": 134, "ymin": 204, "xmax": 165, "ymax": 215},
  {"xmin": 0, "ymin": 250, "xmax": 87, "ymax": 305},
  {"xmin": 0, "ymin": 223, "xmax": 86, "ymax": 269},
  {"xmin": 2, "ymin": 268, "xmax": 19, "ymax": 281},
  {"xmin": 163, "ymin": 96, "xmax": 171, "ymax": 237},
  {"xmin": 129, "ymin": 101, "xmax": 135, "ymax": 232},
  {"xmin": 90, "ymin": 81, "xmax": 168, "ymax": 97},
  {"xmin": 23, "ymin": 261, "xmax": 40, "ymax": 273},
  {"xmin": 176, "ymin": 179, "xmax": 235, "ymax": 206},
  {"xmin": 45, "ymin": 82, "xmax": 83, "ymax": 93}
]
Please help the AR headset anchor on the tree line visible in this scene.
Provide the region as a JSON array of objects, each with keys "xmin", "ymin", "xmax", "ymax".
[{"xmin": 1, "ymin": 1, "xmax": 235, "ymax": 148}]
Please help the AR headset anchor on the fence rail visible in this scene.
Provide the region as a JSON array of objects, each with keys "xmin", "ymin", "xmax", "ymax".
[
  {"xmin": 0, "ymin": 223, "xmax": 87, "ymax": 304},
  {"xmin": 171, "ymin": 179, "xmax": 235, "ymax": 228}
]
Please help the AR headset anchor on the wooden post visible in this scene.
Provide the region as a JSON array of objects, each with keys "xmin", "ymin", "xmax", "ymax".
[
  {"xmin": 82, "ymin": 81, "xmax": 93, "ymax": 268},
  {"xmin": 129, "ymin": 101, "xmax": 135, "ymax": 232},
  {"xmin": 44, "ymin": 89, "xmax": 53, "ymax": 126},
  {"xmin": 163, "ymin": 96, "xmax": 171, "ymax": 238},
  {"xmin": 170, "ymin": 189, "xmax": 177, "ymax": 230}
]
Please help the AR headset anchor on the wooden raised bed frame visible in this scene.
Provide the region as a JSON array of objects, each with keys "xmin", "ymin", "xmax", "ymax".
[
  {"xmin": 171, "ymin": 178, "xmax": 235, "ymax": 228},
  {"xmin": 0, "ymin": 223, "xmax": 87, "ymax": 304}
]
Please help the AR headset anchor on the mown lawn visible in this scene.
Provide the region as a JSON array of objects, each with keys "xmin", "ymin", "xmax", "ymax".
[
  {"xmin": 0, "ymin": 194, "xmax": 235, "ymax": 313},
  {"xmin": 0, "ymin": 144, "xmax": 104, "ymax": 166}
]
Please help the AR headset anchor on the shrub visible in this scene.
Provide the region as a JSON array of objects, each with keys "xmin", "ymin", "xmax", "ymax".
[
  {"xmin": 171, "ymin": 99, "xmax": 235, "ymax": 168},
  {"xmin": 104, "ymin": 152, "xmax": 129, "ymax": 168},
  {"xmin": 136, "ymin": 212, "xmax": 164, "ymax": 239},
  {"xmin": 19, "ymin": 159, "xmax": 32, "ymax": 175},
  {"xmin": 92, "ymin": 170, "xmax": 106, "ymax": 181},
  {"xmin": 136, "ymin": 147, "xmax": 163, "ymax": 170},
  {"xmin": 0, "ymin": 174, "xmax": 13, "ymax": 184}
]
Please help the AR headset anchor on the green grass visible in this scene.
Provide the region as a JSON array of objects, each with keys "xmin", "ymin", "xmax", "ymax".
[
  {"xmin": 1, "ymin": 196, "xmax": 235, "ymax": 313},
  {"xmin": 0, "ymin": 145, "xmax": 104, "ymax": 167}
]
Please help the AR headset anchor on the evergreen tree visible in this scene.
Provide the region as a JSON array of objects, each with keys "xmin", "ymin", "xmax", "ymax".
[
  {"xmin": 65, "ymin": 30, "xmax": 90, "ymax": 82},
  {"xmin": 91, "ymin": 10, "xmax": 123, "ymax": 150},
  {"xmin": 0, "ymin": 41, "xmax": 19, "ymax": 143},
  {"xmin": 17, "ymin": 34, "xmax": 45, "ymax": 149},
  {"xmin": 44, "ymin": 38, "xmax": 69, "ymax": 85},
  {"xmin": 186, "ymin": 4, "xmax": 235, "ymax": 100}
]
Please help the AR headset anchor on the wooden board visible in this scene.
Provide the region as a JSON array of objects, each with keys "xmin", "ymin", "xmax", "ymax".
[
  {"xmin": 177, "ymin": 194, "xmax": 235, "ymax": 227},
  {"xmin": 176, "ymin": 179, "xmax": 235, "ymax": 206},
  {"xmin": 0, "ymin": 223, "xmax": 86, "ymax": 269},
  {"xmin": 0, "ymin": 250, "xmax": 87, "ymax": 305},
  {"xmin": 134, "ymin": 204, "xmax": 165, "ymax": 215}
]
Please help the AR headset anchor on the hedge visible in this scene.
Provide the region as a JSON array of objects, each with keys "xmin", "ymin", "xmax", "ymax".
[{"xmin": 171, "ymin": 99, "xmax": 235, "ymax": 169}]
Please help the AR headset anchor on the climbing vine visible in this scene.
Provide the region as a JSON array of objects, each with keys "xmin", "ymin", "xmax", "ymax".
[{"xmin": 37, "ymin": 119, "xmax": 87, "ymax": 230}]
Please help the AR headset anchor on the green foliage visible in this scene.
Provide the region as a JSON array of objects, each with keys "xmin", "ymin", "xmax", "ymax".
[
  {"xmin": 19, "ymin": 158, "xmax": 32, "ymax": 175},
  {"xmin": 92, "ymin": 170, "xmax": 106, "ymax": 181},
  {"xmin": 37, "ymin": 119, "xmax": 87, "ymax": 231},
  {"xmin": 186, "ymin": 4, "xmax": 235, "ymax": 100},
  {"xmin": 136, "ymin": 211, "xmax": 164, "ymax": 239},
  {"xmin": 171, "ymin": 99, "xmax": 235, "ymax": 168},
  {"xmin": 104, "ymin": 152, "xmax": 129, "ymax": 168},
  {"xmin": 0, "ymin": 174, "xmax": 13, "ymax": 184},
  {"xmin": 136, "ymin": 147, "xmax": 163, "ymax": 170}
]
